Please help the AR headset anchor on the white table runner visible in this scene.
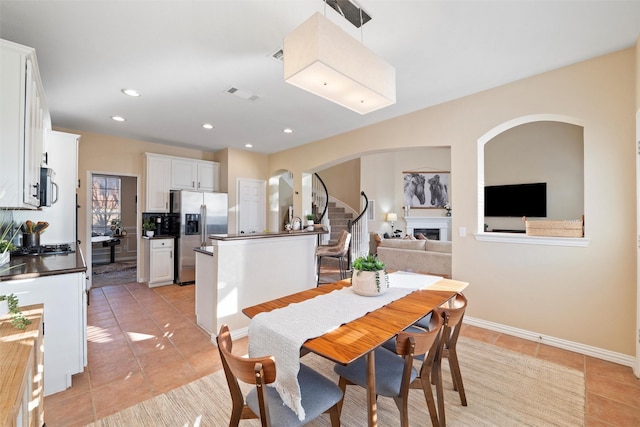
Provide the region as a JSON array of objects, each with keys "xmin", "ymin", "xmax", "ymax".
[{"xmin": 247, "ymin": 272, "xmax": 443, "ymax": 420}]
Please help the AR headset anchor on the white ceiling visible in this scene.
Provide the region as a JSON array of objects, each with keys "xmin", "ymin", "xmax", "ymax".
[{"xmin": 1, "ymin": 1, "xmax": 639, "ymax": 154}]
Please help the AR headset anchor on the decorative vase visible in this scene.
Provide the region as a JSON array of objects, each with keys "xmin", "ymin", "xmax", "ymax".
[
  {"xmin": 351, "ymin": 269, "xmax": 389, "ymax": 296},
  {"xmin": 146, "ymin": 230, "xmax": 155, "ymax": 237}
]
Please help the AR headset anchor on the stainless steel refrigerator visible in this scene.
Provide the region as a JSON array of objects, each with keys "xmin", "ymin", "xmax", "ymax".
[{"xmin": 170, "ymin": 190, "xmax": 228, "ymax": 285}]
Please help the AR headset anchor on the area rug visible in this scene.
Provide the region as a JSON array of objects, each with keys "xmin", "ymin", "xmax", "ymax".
[
  {"xmin": 88, "ymin": 337, "xmax": 585, "ymax": 426},
  {"xmin": 92, "ymin": 261, "xmax": 137, "ymax": 288}
]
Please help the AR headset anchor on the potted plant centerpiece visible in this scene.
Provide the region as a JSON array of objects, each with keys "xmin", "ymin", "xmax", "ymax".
[
  {"xmin": 142, "ymin": 218, "xmax": 156, "ymax": 237},
  {"xmin": 351, "ymin": 254, "xmax": 389, "ymax": 296},
  {"xmin": 306, "ymin": 214, "xmax": 315, "ymax": 231}
]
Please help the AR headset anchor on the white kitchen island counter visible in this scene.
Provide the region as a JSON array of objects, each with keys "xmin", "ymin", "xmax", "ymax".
[{"xmin": 195, "ymin": 230, "xmax": 326, "ymax": 341}]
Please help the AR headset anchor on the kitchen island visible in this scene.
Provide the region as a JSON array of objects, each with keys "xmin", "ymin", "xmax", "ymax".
[
  {"xmin": 0, "ymin": 244, "xmax": 87, "ymax": 396},
  {"xmin": 195, "ymin": 230, "xmax": 326, "ymax": 340}
]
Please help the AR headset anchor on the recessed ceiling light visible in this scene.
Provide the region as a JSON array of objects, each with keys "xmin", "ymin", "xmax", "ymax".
[
  {"xmin": 245, "ymin": 144, "xmax": 253, "ymax": 148},
  {"xmin": 121, "ymin": 88, "xmax": 141, "ymax": 97},
  {"xmin": 202, "ymin": 123, "xmax": 214, "ymax": 130},
  {"xmin": 111, "ymin": 116, "xmax": 126, "ymax": 122},
  {"xmin": 283, "ymin": 128, "xmax": 294, "ymax": 134}
]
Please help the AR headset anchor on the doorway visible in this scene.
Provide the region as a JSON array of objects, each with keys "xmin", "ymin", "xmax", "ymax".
[{"xmin": 87, "ymin": 172, "xmax": 139, "ymax": 289}]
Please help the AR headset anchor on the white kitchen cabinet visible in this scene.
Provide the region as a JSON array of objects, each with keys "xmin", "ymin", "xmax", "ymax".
[
  {"xmin": 0, "ymin": 272, "xmax": 86, "ymax": 396},
  {"xmin": 171, "ymin": 157, "xmax": 198, "ymax": 190},
  {"xmin": 0, "ymin": 39, "xmax": 50, "ymax": 208},
  {"xmin": 143, "ymin": 238, "xmax": 174, "ymax": 287},
  {"xmin": 196, "ymin": 160, "xmax": 219, "ymax": 192},
  {"xmin": 13, "ymin": 130, "xmax": 80, "ymax": 244},
  {"xmin": 146, "ymin": 153, "xmax": 220, "ymax": 212},
  {"xmin": 171, "ymin": 158, "xmax": 219, "ymax": 192},
  {"xmin": 145, "ymin": 153, "xmax": 171, "ymax": 212}
]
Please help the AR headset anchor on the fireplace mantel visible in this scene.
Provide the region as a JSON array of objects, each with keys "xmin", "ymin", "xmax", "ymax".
[{"xmin": 403, "ymin": 216, "xmax": 451, "ymax": 241}]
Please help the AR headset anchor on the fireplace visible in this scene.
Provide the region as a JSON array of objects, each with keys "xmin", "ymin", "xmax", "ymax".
[
  {"xmin": 403, "ymin": 217, "xmax": 451, "ymax": 241},
  {"xmin": 414, "ymin": 228, "xmax": 440, "ymax": 240}
]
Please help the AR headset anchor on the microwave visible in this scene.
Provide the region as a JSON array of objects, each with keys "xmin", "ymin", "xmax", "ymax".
[{"xmin": 39, "ymin": 167, "xmax": 59, "ymax": 207}]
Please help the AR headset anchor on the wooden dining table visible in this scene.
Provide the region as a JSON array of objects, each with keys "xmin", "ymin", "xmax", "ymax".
[{"xmin": 243, "ymin": 275, "xmax": 469, "ymax": 427}]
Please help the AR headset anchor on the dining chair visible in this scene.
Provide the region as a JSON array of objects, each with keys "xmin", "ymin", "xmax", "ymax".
[
  {"xmin": 316, "ymin": 229, "xmax": 351, "ymax": 285},
  {"xmin": 216, "ymin": 324, "xmax": 343, "ymax": 427},
  {"xmin": 333, "ymin": 313, "xmax": 443, "ymax": 427},
  {"xmin": 432, "ymin": 293, "xmax": 468, "ymax": 426}
]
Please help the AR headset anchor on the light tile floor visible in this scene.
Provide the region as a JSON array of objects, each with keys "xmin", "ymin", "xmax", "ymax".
[{"xmin": 44, "ymin": 273, "xmax": 640, "ymax": 426}]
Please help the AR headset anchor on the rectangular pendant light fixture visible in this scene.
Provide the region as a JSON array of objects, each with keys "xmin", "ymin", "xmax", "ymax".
[{"xmin": 283, "ymin": 12, "xmax": 396, "ymax": 115}]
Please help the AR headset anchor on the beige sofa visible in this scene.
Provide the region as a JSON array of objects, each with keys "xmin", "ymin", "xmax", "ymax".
[{"xmin": 376, "ymin": 237, "xmax": 452, "ymax": 278}]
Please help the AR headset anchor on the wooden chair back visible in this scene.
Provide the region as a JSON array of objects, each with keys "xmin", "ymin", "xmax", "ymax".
[
  {"xmin": 395, "ymin": 313, "xmax": 443, "ymax": 427},
  {"xmin": 434, "ymin": 292, "xmax": 467, "ymax": 350},
  {"xmin": 395, "ymin": 312, "xmax": 442, "ymax": 357},
  {"xmin": 216, "ymin": 324, "xmax": 277, "ymax": 426},
  {"xmin": 432, "ymin": 293, "xmax": 469, "ymax": 426}
]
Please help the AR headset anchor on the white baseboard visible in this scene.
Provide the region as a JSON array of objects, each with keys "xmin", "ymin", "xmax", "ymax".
[
  {"xmin": 230, "ymin": 326, "xmax": 249, "ymax": 341},
  {"xmin": 464, "ymin": 316, "xmax": 635, "ymax": 368}
]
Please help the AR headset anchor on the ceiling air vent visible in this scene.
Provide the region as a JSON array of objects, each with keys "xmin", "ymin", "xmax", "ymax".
[
  {"xmin": 270, "ymin": 49, "xmax": 284, "ymax": 63},
  {"xmin": 226, "ymin": 87, "xmax": 260, "ymax": 102}
]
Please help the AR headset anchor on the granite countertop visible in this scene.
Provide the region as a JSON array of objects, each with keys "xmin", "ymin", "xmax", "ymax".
[
  {"xmin": 0, "ymin": 243, "xmax": 87, "ymax": 282},
  {"xmin": 208, "ymin": 229, "xmax": 327, "ymax": 241},
  {"xmin": 194, "ymin": 246, "xmax": 214, "ymax": 256},
  {"xmin": 141, "ymin": 235, "xmax": 177, "ymax": 240}
]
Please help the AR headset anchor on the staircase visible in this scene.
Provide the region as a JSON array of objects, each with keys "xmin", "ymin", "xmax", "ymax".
[{"xmin": 325, "ymin": 202, "xmax": 354, "ymax": 245}]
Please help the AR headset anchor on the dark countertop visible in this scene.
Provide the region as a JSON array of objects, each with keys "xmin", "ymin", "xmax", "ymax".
[
  {"xmin": 194, "ymin": 246, "xmax": 214, "ymax": 256},
  {"xmin": 208, "ymin": 229, "xmax": 327, "ymax": 241},
  {"xmin": 141, "ymin": 235, "xmax": 177, "ymax": 240},
  {"xmin": 0, "ymin": 243, "xmax": 87, "ymax": 282}
]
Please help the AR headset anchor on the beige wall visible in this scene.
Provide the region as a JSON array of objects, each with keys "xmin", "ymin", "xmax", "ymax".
[
  {"xmin": 269, "ymin": 48, "xmax": 637, "ymax": 356},
  {"xmin": 316, "ymin": 159, "xmax": 361, "ymax": 211}
]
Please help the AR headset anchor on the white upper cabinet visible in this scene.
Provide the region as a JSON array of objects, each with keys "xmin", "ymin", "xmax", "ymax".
[
  {"xmin": 170, "ymin": 158, "xmax": 197, "ymax": 190},
  {"xmin": 0, "ymin": 39, "xmax": 50, "ymax": 208},
  {"xmin": 145, "ymin": 153, "xmax": 171, "ymax": 212},
  {"xmin": 170, "ymin": 158, "xmax": 219, "ymax": 192},
  {"xmin": 146, "ymin": 153, "xmax": 221, "ymax": 212},
  {"xmin": 195, "ymin": 160, "xmax": 219, "ymax": 192}
]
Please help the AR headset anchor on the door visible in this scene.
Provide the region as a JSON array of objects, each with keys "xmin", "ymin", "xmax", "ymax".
[{"xmin": 238, "ymin": 179, "xmax": 266, "ymax": 234}]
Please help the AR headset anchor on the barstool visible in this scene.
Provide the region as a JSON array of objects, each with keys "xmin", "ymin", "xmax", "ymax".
[{"xmin": 316, "ymin": 229, "xmax": 351, "ymax": 285}]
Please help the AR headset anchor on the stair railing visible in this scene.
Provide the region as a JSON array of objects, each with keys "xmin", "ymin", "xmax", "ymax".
[
  {"xmin": 346, "ymin": 191, "xmax": 370, "ymax": 268},
  {"xmin": 312, "ymin": 173, "xmax": 329, "ymax": 222},
  {"xmin": 312, "ymin": 173, "xmax": 330, "ymax": 245}
]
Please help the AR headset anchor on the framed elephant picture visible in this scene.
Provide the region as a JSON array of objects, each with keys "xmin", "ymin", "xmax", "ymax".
[{"xmin": 403, "ymin": 171, "xmax": 450, "ymax": 208}]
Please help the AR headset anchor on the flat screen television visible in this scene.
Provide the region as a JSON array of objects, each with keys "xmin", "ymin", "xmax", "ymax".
[{"xmin": 484, "ymin": 182, "xmax": 547, "ymax": 217}]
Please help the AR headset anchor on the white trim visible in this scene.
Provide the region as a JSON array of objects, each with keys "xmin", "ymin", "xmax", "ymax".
[
  {"xmin": 367, "ymin": 200, "xmax": 375, "ymax": 221},
  {"xmin": 465, "ymin": 316, "xmax": 635, "ymax": 368},
  {"xmin": 636, "ymin": 107, "xmax": 640, "ymax": 377},
  {"xmin": 86, "ymin": 170, "xmax": 141, "ymax": 289},
  {"xmin": 474, "ymin": 232, "xmax": 590, "ymax": 247}
]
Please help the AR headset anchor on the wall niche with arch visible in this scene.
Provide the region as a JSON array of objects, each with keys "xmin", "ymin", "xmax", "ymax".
[{"xmin": 482, "ymin": 120, "xmax": 584, "ymax": 234}]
